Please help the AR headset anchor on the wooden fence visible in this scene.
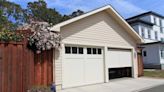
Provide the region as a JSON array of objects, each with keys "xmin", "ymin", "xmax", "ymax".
[{"xmin": 0, "ymin": 41, "xmax": 53, "ymax": 92}]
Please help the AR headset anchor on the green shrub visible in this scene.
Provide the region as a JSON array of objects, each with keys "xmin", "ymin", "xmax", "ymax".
[{"xmin": 0, "ymin": 30, "xmax": 24, "ymax": 42}]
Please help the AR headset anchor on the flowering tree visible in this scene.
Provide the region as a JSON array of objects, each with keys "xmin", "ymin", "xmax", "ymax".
[{"xmin": 21, "ymin": 21, "xmax": 61, "ymax": 53}]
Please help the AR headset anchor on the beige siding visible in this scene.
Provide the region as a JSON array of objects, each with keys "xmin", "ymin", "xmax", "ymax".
[
  {"xmin": 61, "ymin": 11, "xmax": 136, "ymax": 47},
  {"xmin": 54, "ymin": 49, "xmax": 62, "ymax": 86},
  {"xmin": 55, "ymin": 11, "xmax": 137, "ymax": 86}
]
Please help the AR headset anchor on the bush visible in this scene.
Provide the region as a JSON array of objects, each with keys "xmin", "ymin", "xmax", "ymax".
[
  {"xmin": 22, "ymin": 22, "xmax": 61, "ymax": 53},
  {"xmin": 27, "ymin": 86, "xmax": 51, "ymax": 92},
  {"xmin": 0, "ymin": 30, "xmax": 24, "ymax": 42}
]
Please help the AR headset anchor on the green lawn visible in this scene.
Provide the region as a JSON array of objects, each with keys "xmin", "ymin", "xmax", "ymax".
[{"xmin": 144, "ymin": 70, "xmax": 164, "ymax": 78}]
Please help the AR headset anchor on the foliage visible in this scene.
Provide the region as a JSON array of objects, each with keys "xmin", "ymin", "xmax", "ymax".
[
  {"xmin": 70, "ymin": 9, "xmax": 84, "ymax": 18},
  {"xmin": 0, "ymin": 0, "xmax": 25, "ymax": 30},
  {"xmin": 25, "ymin": 0, "xmax": 84, "ymax": 24},
  {"xmin": 22, "ymin": 21, "xmax": 61, "ymax": 53},
  {"xmin": 25, "ymin": 0, "xmax": 63, "ymax": 24},
  {"xmin": 0, "ymin": 30, "xmax": 24, "ymax": 42},
  {"xmin": 0, "ymin": 0, "xmax": 85, "ymax": 30},
  {"xmin": 27, "ymin": 86, "xmax": 51, "ymax": 92}
]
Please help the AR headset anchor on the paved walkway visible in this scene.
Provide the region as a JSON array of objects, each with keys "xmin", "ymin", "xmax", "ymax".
[
  {"xmin": 58, "ymin": 77, "xmax": 164, "ymax": 92},
  {"xmin": 140, "ymin": 84, "xmax": 164, "ymax": 92}
]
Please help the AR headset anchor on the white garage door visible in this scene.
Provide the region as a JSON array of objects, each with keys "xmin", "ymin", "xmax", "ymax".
[
  {"xmin": 107, "ymin": 48, "xmax": 132, "ymax": 68},
  {"xmin": 62, "ymin": 46, "xmax": 104, "ymax": 88}
]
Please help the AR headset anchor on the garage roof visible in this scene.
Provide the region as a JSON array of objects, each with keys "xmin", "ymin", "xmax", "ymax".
[{"xmin": 51, "ymin": 5, "xmax": 144, "ymax": 43}]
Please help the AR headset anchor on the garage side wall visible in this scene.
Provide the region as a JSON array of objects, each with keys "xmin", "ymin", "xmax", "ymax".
[{"xmin": 54, "ymin": 11, "xmax": 138, "ymax": 89}]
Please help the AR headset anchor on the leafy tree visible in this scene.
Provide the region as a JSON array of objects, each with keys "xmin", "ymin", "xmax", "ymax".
[
  {"xmin": 0, "ymin": 0, "xmax": 85, "ymax": 31},
  {"xmin": 0, "ymin": 0, "xmax": 25, "ymax": 30},
  {"xmin": 25, "ymin": 0, "xmax": 84, "ymax": 24},
  {"xmin": 70, "ymin": 9, "xmax": 84, "ymax": 18},
  {"xmin": 25, "ymin": 0, "xmax": 63, "ymax": 24},
  {"xmin": 60, "ymin": 10, "xmax": 85, "ymax": 22},
  {"xmin": 60, "ymin": 15, "xmax": 70, "ymax": 21}
]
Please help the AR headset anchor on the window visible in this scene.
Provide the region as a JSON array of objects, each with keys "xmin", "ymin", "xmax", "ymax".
[
  {"xmin": 160, "ymin": 19, "xmax": 163, "ymax": 27},
  {"xmin": 78, "ymin": 47, "xmax": 83, "ymax": 54},
  {"xmin": 161, "ymin": 38, "xmax": 164, "ymax": 42},
  {"xmin": 72, "ymin": 47, "xmax": 77, "ymax": 54},
  {"xmin": 87, "ymin": 48, "xmax": 92, "ymax": 54},
  {"xmin": 155, "ymin": 31, "xmax": 158, "ymax": 40},
  {"xmin": 154, "ymin": 17, "xmax": 157, "ymax": 25},
  {"xmin": 143, "ymin": 51, "xmax": 147, "ymax": 57},
  {"xmin": 65, "ymin": 46, "xmax": 84, "ymax": 54},
  {"xmin": 65, "ymin": 46, "xmax": 71, "ymax": 54},
  {"xmin": 98, "ymin": 48, "xmax": 102, "ymax": 54},
  {"xmin": 161, "ymin": 50, "xmax": 164, "ymax": 58},
  {"xmin": 160, "ymin": 27, "xmax": 163, "ymax": 33},
  {"xmin": 148, "ymin": 30, "xmax": 151, "ymax": 39},
  {"xmin": 141, "ymin": 28, "xmax": 145, "ymax": 38},
  {"xmin": 87, "ymin": 48, "xmax": 102, "ymax": 55},
  {"xmin": 93, "ymin": 48, "xmax": 97, "ymax": 54}
]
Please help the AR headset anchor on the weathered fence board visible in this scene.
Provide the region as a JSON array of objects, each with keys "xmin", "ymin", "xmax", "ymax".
[{"xmin": 0, "ymin": 41, "xmax": 53, "ymax": 92}]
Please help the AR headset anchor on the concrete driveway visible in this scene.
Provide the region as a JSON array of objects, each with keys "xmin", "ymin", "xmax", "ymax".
[{"xmin": 58, "ymin": 77, "xmax": 164, "ymax": 92}]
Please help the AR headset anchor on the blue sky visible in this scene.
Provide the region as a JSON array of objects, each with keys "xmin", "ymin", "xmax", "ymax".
[{"xmin": 9, "ymin": 0, "xmax": 164, "ymax": 19}]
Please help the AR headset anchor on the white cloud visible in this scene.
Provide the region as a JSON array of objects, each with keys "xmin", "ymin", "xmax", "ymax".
[
  {"xmin": 46, "ymin": 0, "xmax": 92, "ymax": 12},
  {"xmin": 108, "ymin": 0, "xmax": 146, "ymax": 18},
  {"xmin": 45, "ymin": 0, "xmax": 146, "ymax": 18},
  {"xmin": 9, "ymin": 0, "xmax": 147, "ymax": 18}
]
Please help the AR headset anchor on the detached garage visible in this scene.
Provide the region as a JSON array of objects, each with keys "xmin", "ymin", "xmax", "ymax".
[{"xmin": 52, "ymin": 5, "xmax": 143, "ymax": 90}]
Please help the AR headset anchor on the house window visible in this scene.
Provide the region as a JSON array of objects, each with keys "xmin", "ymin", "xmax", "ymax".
[
  {"xmin": 155, "ymin": 31, "xmax": 158, "ymax": 40},
  {"xmin": 161, "ymin": 50, "xmax": 164, "ymax": 58},
  {"xmin": 160, "ymin": 27, "xmax": 163, "ymax": 33},
  {"xmin": 148, "ymin": 30, "xmax": 151, "ymax": 39},
  {"xmin": 143, "ymin": 51, "xmax": 147, "ymax": 57},
  {"xmin": 141, "ymin": 28, "xmax": 145, "ymax": 38},
  {"xmin": 65, "ymin": 46, "xmax": 71, "ymax": 54},
  {"xmin": 154, "ymin": 17, "xmax": 157, "ymax": 25},
  {"xmin": 160, "ymin": 19, "xmax": 163, "ymax": 27}
]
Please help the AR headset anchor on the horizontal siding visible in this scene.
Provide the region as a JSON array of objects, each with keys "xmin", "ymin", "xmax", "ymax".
[
  {"xmin": 54, "ymin": 50, "xmax": 62, "ymax": 85},
  {"xmin": 61, "ymin": 11, "xmax": 136, "ymax": 47}
]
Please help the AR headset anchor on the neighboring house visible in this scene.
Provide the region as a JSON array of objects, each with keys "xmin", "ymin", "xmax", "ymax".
[
  {"xmin": 127, "ymin": 11, "xmax": 164, "ymax": 69},
  {"xmin": 51, "ymin": 5, "xmax": 143, "ymax": 90}
]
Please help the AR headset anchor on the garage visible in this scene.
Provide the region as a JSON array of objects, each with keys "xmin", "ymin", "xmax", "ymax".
[
  {"xmin": 107, "ymin": 48, "xmax": 132, "ymax": 80},
  {"xmin": 62, "ymin": 46, "xmax": 104, "ymax": 88}
]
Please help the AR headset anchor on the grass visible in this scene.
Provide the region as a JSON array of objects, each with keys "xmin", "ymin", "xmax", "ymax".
[{"xmin": 144, "ymin": 70, "xmax": 164, "ymax": 78}]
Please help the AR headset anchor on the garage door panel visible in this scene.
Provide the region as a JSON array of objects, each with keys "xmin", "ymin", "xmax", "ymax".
[
  {"xmin": 85, "ymin": 59, "xmax": 104, "ymax": 84},
  {"xmin": 108, "ymin": 49, "xmax": 132, "ymax": 68},
  {"xmin": 63, "ymin": 46, "xmax": 104, "ymax": 88},
  {"xmin": 63, "ymin": 59, "xmax": 84, "ymax": 88},
  {"xmin": 107, "ymin": 50, "xmax": 120, "ymax": 68},
  {"xmin": 119, "ymin": 51, "xmax": 132, "ymax": 67}
]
